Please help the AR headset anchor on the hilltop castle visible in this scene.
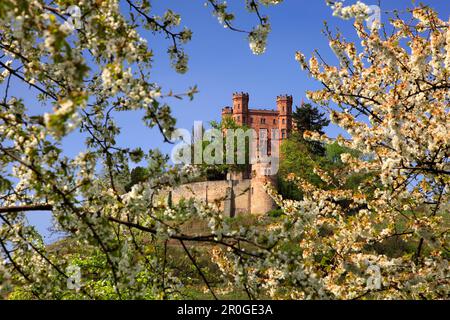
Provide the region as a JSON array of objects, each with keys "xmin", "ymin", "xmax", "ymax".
[
  {"xmin": 221, "ymin": 92, "xmax": 293, "ymax": 147},
  {"xmin": 168, "ymin": 93, "xmax": 296, "ymax": 216}
]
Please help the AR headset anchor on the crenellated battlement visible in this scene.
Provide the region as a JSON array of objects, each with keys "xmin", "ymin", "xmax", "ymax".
[
  {"xmin": 225, "ymin": 92, "xmax": 293, "ymax": 126},
  {"xmin": 276, "ymin": 94, "xmax": 293, "ymax": 102},
  {"xmin": 222, "ymin": 106, "xmax": 232, "ymax": 114},
  {"xmin": 276, "ymin": 94, "xmax": 293, "ymax": 116},
  {"xmin": 232, "ymin": 92, "xmax": 249, "ymax": 100}
]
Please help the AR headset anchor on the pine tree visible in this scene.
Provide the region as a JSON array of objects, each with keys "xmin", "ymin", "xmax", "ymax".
[{"xmin": 292, "ymin": 102, "xmax": 330, "ymax": 156}]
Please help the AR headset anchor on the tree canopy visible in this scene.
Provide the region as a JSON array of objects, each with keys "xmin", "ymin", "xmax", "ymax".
[{"xmin": 292, "ymin": 102, "xmax": 330, "ymax": 155}]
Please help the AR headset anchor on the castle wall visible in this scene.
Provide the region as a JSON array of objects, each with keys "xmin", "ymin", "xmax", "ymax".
[
  {"xmin": 170, "ymin": 180, "xmax": 229, "ymax": 208},
  {"xmin": 166, "ymin": 178, "xmax": 275, "ymax": 216}
]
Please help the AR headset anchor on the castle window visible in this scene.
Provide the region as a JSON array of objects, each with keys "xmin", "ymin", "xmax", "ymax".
[
  {"xmin": 282, "ymin": 129, "xmax": 286, "ymax": 139},
  {"xmin": 273, "ymin": 119, "xmax": 276, "ymax": 125},
  {"xmin": 282, "ymin": 119, "xmax": 285, "ymax": 124},
  {"xmin": 260, "ymin": 118, "xmax": 265, "ymax": 124},
  {"xmin": 237, "ymin": 116, "xmax": 240, "ymax": 121}
]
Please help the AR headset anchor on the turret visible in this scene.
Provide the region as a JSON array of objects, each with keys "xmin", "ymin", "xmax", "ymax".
[
  {"xmin": 276, "ymin": 94, "xmax": 293, "ymax": 115},
  {"xmin": 221, "ymin": 106, "xmax": 232, "ymax": 118},
  {"xmin": 232, "ymin": 92, "xmax": 249, "ymax": 125},
  {"xmin": 276, "ymin": 95, "xmax": 293, "ymax": 140},
  {"xmin": 250, "ymin": 162, "xmax": 277, "ymax": 214}
]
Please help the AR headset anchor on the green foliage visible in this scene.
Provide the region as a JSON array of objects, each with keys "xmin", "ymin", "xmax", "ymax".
[
  {"xmin": 278, "ymin": 137, "xmax": 374, "ymax": 200},
  {"xmin": 278, "ymin": 134, "xmax": 325, "ymax": 200},
  {"xmin": 277, "ymin": 102, "xmax": 345, "ymax": 201},
  {"xmin": 292, "ymin": 103, "xmax": 330, "ymax": 156},
  {"xmin": 267, "ymin": 208, "xmax": 284, "ymax": 218},
  {"xmin": 194, "ymin": 118, "xmax": 252, "ymax": 179},
  {"xmin": 125, "ymin": 166, "xmax": 150, "ymax": 192}
]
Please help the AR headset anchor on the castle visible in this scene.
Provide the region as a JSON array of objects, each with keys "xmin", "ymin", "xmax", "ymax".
[
  {"xmin": 168, "ymin": 93, "xmax": 294, "ymax": 216},
  {"xmin": 222, "ymin": 92, "xmax": 293, "ymax": 150}
]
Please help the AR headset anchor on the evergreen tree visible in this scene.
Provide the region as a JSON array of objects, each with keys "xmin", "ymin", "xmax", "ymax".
[
  {"xmin": 125, "ymin": 166, "xmax": 150, "ymax": 192},
  {"xmin": 292, "ymin": 102, "xmax": 330, "ymax": 156}
]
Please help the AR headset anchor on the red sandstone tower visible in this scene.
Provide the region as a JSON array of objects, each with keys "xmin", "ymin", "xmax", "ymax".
[
  {"xmin": 227, "ymin": 92, "xmax": 250, "ymax": 126},
  {"xmin": 276, "ymin": 95, "xmax": 293, "ymax": 141}
]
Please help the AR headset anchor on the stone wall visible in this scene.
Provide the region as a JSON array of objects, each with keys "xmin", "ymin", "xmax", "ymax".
[
  {"xmin": 250, "ymin": 163, "xmax": 277, "ymax": 214},
  {"xmin": 166, "ymin": 177, "xmax": 275, "ymax": 216}
]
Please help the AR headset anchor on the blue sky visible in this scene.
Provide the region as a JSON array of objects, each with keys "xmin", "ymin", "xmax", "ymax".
[
  {"xmin": 111, "ymin": 0, "xmax": 450, "ymax": 154},
  {"xmin": 8, "ymin": 0, "xmax": 450, "ymax": 242}
]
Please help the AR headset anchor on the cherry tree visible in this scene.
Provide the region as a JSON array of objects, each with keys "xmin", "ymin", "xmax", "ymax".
[
  {"xmin": 0, "ymin": 0, "xmax": 448, "ymax": 300},
  {"xmin": 0, "ymin": 0, "xmax": 283, "ymax": 299},
  {"xmin": 202, "ymin": 2, "xmax": 449, "ymax": 300},
  {"xmin": 279, "ymin": 2, "xmax": 449, "ymax": 298}
]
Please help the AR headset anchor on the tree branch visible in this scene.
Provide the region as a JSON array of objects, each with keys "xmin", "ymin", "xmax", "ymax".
[
  {"xmin": 179, "ymin": 239, "xmax": 218, "ymax": 300},
  {"xmin": 0, "ymin": 204, "xmax": 53, "ymax": 214}
]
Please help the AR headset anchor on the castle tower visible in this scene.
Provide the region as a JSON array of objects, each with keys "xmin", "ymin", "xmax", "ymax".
[
  {"xmin": 250, "ymin": 162, "xmax": 277, "ymax": 214},
  {"xmin": 276, "ymin": 95, "xmax": 293, "ymax": 141},
  {"xmin": 221, "ymin": 106, "xmax": 232, "ymax": 119},
  {"xmin": 232, "ymin": 92, "xmax": 249, "ymax": 126}
]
